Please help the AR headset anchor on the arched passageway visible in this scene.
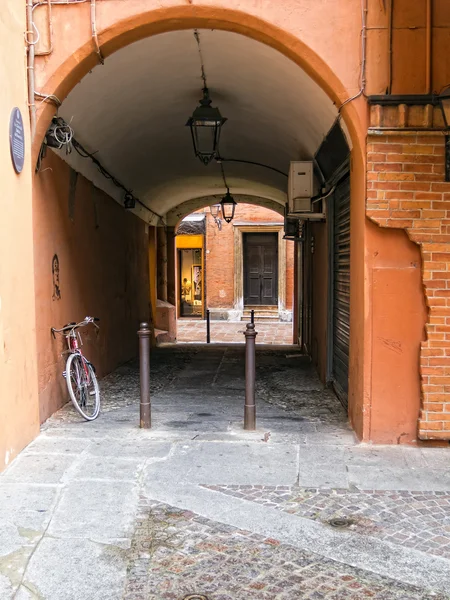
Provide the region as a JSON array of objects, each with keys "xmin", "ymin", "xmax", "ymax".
[{"xmin": 31, "ymin": 7, "xmax": 369, "ymax": 441}]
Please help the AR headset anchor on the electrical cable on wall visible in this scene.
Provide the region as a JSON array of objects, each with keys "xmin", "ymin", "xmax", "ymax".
[
  {"xmin": 35, "ymin": 91, "xmax": 62, "ymax": 106},
  {"xmin": 338, "ymin": 0, "xmax": 368, "ymax": 112},
  {"xmin": 38, "ymin": 117, "xmax": 164, "ymax": 223}
]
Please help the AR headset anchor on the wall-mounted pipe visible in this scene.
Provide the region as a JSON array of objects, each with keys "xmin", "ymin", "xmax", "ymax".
[
  {"xmin": 91, "ymin": 0, "xmax": 104, "ymax": 65},
  {"xmin": 26, "ymin": 0, "xmax": 36, "ymax": 140},
  {"xmin": 387, "ymin": 0, "xmax": 394, "ymax": 94},
  {"xmin": 426, "ymin": 0, "xmax": 432, "ymax": 94}
]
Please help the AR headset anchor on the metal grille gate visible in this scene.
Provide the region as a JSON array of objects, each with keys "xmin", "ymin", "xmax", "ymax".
[{"xmin": 332, "ymin": 176, "xmax": 351, "ymax": 408}]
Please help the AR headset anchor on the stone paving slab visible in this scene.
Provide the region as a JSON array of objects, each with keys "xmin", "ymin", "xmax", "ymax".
[
  {"xmin": 21, "ymin": 537, "xmax": 126, "ymax": 600},
  {"xmin": 347, "ymin": 465, "xmax": 450, "ymax": 492},
  {"xmin": 87, "ymin": 439, "xmax": 173, "ymax": 460},
  {"xmin": 71, "ymin": 456, "xmax": 143, "ymax": 482},
  {"xmin": 1, "ymin": 452, "xmax": 78, "ymax": 485},
  {"xmin": 144, "ymin": 442, "xmax": 299, "ymax": 486},
  {"xmin": 24, "ymin": 436, "xmax": 92, "ymax": 455},
  {"xmin": 47, "ymin": 479, "xmax": 139, "ymax": 545}
]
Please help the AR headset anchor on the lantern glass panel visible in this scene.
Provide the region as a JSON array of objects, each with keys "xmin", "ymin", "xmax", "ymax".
[
  {"xmin": 210, "ymin": 204, "xmax": 221, "ymax": 218},
  {"xmin": 191, "ymin": 123, "xmax": 219, "ymax": 165}
]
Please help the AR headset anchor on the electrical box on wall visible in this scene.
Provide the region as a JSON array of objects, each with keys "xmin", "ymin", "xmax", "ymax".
[{"xmin": 288, "ymin": 161, "xmax": 313, "ymax": 213}]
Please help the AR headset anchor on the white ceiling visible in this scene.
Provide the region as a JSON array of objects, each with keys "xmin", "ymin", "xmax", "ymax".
[{"xmin": 58, "ymin": 29, "xmax": 338, "ymax": 222}]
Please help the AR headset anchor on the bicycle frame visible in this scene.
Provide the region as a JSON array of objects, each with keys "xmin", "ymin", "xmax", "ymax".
[
  {"xmin": 51, "ymin": 316, "xmax": 101, "ymax": 421},
  {"xmin": 51, "ymin": 316, "xmax": 99, "ymax": 384}
]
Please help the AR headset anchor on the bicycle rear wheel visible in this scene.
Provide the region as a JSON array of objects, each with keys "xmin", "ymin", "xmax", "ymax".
[{"xmin": 66, "ymin": 353, "xmax": 100, "ymax": 421}]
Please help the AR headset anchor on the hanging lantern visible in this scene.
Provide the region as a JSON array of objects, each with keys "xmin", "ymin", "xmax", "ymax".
[
  {"xmin": 186, "ymin": 88, "xmax": 227, "ymax": 165},
  {"xmin": 209, "ymin": 204, "xmax": 221, "ymax": 218},
  {"xmin": 220, "ymin": 191, "xmax": 237, "ymax": 223}
]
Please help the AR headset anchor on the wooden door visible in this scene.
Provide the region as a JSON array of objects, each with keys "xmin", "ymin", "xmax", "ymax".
[{"xmin": 244, "ymin": 233, "xmax": 278, "ymax": 306}]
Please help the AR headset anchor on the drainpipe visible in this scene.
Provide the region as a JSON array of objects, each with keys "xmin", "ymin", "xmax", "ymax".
[
  {"xmin": 425, "ymin": 0, "xmax": 432, "ymax": 94},
  {"xmin": 387, "ymin": 0, "xmax": 394, "ymax": 94},
  {"xmin": 91, "ymin": 0, "xmax": 104, "ymax": 64},
  {"xmin": 26, "ymin": 0, "xmax": 36, "ymax": 140}
]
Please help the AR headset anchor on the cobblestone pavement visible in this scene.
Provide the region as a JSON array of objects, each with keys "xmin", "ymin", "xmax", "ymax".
[
  {"xmin": 203, "ymin": 485, "xmax": 450, "ymax": 560},
  {"xmin": 123, "ymin": 498, "xmax": 446, "ymax": 600},
  {"xmin": 43, "ymin": 346, "xmax": 194, "ymax": 425},
  {"xmin": 44, "ymin": 346, "xmax": 344, "ymax": 428},
  {"xmin": 177, "ymin": 319, "xmax": 293, "ymax": 345},
  {"xmin": 3, "ymin": 345, "xmax": 450, "ymax": 599}
]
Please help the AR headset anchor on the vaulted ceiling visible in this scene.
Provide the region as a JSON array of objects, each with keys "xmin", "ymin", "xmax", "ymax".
[{"xmin": 56, "ymin": 29, "xmax": 338, "ymax": 222}]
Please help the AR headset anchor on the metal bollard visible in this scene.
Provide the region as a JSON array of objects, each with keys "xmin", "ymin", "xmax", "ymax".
[
  {"xmin": 250, "ymin": 309, "xmax": 255, "ymax": 324},
  {"xmin": 244, "ymin": 322, "xmax": 257, "ymax": 430},
  {"xmin": 137, "ymin": 322, "xmax": 151, "ymax": 428},
  {"xmin": 206, "ymin": 309, "xmax": 211, "ymax": 344}
]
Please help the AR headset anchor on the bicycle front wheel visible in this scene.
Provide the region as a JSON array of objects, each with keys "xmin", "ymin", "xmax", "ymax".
[{"xmin": 66, "ymin": 353, "xmax": 100, "ymax": 421}]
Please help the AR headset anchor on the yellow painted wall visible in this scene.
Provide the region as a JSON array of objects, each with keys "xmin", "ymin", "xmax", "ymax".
[
  {"xmin": 176, "ymin": 235, "xmax": 204, "ymax": 249},
  {"xmin": 0, "ymin": 1, "xmax": 40, "ymax": 470}
]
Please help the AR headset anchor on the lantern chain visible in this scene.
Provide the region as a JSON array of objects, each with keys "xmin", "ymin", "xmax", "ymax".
[{"xmin": 193, "ymin": 30, "xmax": 208, "ymax": 91}]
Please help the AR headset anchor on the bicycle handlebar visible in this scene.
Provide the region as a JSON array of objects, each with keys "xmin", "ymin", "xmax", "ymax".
[{"xmin": 51, "ymin": 316, "xmax": 100, "ymax": 337}]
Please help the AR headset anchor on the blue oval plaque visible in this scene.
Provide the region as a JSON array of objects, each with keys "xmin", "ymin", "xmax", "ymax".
[{"xmin": 9, "ymin": 108, "xmax": 25, "ymax": 173}]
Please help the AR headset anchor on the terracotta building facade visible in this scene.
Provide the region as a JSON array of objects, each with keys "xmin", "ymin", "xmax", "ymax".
[
  {"xmin": 1, "ymin": 0, "xmax": 450, "ymax": 470},
  {"xmin": 176, "ymin": 205, "xmax": 294, "ymax": 323}
]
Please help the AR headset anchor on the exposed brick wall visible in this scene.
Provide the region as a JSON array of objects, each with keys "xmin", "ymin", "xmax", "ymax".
[
  {"xmin": 204, "ymin": 204, "xmax": 294, "ymax": 310},
  {"xmin": 366, "ymin": 131, "xmax": 450, "ymax": 440},
  {"xmin": 205, "ymin": 210, "xmax": 234, "ymax": 308}
]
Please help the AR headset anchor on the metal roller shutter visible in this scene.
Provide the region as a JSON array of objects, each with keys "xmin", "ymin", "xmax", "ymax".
[{"xmin": 332, "ymin": 176, "xmax": 350, "ymax": 408}]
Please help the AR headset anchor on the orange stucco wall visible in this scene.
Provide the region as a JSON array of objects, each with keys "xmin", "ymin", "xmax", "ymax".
[
  {"xmin": 0, "ymin": 0, "xmax": 40, "ymax": 471},
  {"xmin": 33, "ymin": 152, "xmax": 150, "ymax": 423},
  {"xmin": 367, "ymin": 131, "xmax": 450, "ymax": 442},
  {"xmin": 348, "ymin": 140, "xmax": 369, "ymax": 440},
  {"xmin": 366, "ymin": 222, "xmax": 426, "ymax": 444},
  {"xmin": 366, "ymin": 0, "xmax": 450, "ymax": 95}
]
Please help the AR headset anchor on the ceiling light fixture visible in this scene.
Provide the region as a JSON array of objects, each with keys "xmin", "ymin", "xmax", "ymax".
[
  {"xmin": 219, "ymin": 162, "xmax": 236, "ymax": 224},
  {"xmin": 124, "ymin": 192, "xmax": 135, "ymax": 209},
  {"xmin": 186, "ymin": 88, "xmax": 227, "ymax": 165},
  {"xmin": 220, "ymin": 191, "xmax": 237, "ymax": 224},
  {"xmin": 187, "ymin": 31, "xmax": 227, "ymax": 166}
]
